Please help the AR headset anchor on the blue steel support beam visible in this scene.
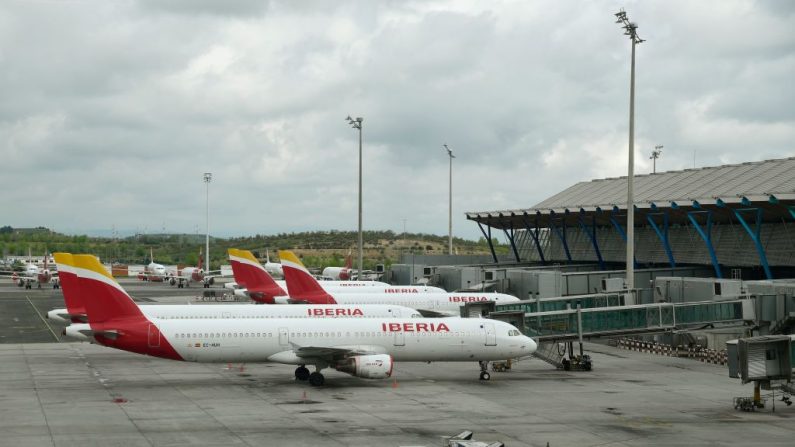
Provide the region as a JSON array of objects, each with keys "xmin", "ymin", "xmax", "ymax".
[
  {"xmin": 477, "ymin": 220, "xmax": 498, "ymax": 263},
  {"xmin": 646, "ymin": 211, "xmax": 676, "ymax": 268},
  {"xmin": 787, "ymin": 205, "xmax": 795, "ymax": 221},
  {"xmin": 578, "ymin": 211, "xmax": 605, "ymax": 270},
  {"xmin": 731, "ymin": 207, "xmax": 773, "ymax": 279},
  {"xmin": 549, "ymin": 215, "xmax": 572, "ymax": 262},
  {"xmin": 520, "ymin": 214, "xmax": 546, "ymax": 264},
  {"xmin": 609, "ymin": 213, "xmax": 638, "ymax": 268},
  {"xmin": 686, "ymin": 210, "xmax": 722, "ymax": 278},
  {"xmin": 503, "ymin": 221, "xmax": 521, "ymax": 262}
]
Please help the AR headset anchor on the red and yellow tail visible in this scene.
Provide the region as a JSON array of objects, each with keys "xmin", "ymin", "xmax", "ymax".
[
  {"xmin": 228, "ymin": 248, "xmax": 288, "ymax": 303},
  {"xmin": 53, "ymin": 253, "xmax": 85, "ymax": 321},
  {"xmin": 71, "ymin": 254, "xmax": 182, "ymax": 360},
  {"xmin": 72, "ymin": 254, "xmax": 145, "ymax": 323},
  {"xmin": 278, "ymin": 250, "xmax": 336, "ymax": 304}
]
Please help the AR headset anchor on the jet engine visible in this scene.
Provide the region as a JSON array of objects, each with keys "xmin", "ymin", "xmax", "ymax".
[
  {"xmin": 64, "ymin": 324, "xmax": 92, "ymax": 341},
  {"xmin": 334, "ymin": 354, "xmax": 393, "ymax": 379}
]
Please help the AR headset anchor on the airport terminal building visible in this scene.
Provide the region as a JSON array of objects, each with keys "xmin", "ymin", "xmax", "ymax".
[{"xmin": 466, "ymin": 157, "xmax": 795, "ymax": 280}]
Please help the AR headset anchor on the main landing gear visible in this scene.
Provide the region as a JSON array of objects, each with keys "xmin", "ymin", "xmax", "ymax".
[
  {"xmin": 294, "ymin": 365, "xmax": 310, "ymax": 381},
  {"xmin": 478, "ymin": 361, "xmax": 491, "ymax": 381},
  {"xmin": 308, "ymin": 372, "xmax": 325, "ymax": 387},
  {"xmin": 295, "ymin": 365, "xmax": 326, "ymax": 386}
]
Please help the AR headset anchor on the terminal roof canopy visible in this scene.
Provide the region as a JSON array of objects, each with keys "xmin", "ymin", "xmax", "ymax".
[{"xmin": 467, "ymin": 157, "xmax": 795, "ymax": 229}]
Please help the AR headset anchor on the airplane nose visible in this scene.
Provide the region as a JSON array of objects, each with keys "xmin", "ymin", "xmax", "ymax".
[{"xmin": 524, "ymin": 336, "xmax": 538, "ymax": 354}]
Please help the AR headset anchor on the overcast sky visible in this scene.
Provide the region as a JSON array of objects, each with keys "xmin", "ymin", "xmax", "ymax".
[{"xmin": 1, "ymin": 0, "xmax": 793, "ymax": 241}]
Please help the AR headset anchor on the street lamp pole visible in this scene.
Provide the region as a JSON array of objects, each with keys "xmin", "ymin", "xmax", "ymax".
[
  {"xmin": 443, "ymin": 144, "xmax": 455, "ymax": 255},
  {"xmin": 203, "ymin": 172, "xmax": 212, "ymax": 271},
  {"xmin": 615, "ymin": 9, "xmax": 644, "ymax": 290},
  {"xmin": 346, "ymin": 116, "xmax": 364, "ymax": 279},
  {"xmin": 650, "ymin": 145, "xmax": 663, "ymax": 174}
]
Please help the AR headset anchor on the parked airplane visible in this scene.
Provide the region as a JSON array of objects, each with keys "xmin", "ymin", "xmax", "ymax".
[
  {"xmin": 5, "ymin": 252, "xmax": 60, "ymax": 289},
  {"xmin": 49, "ymin": 253, "xmax": 420, "ymax": 336},
  {"xmin": 68, "ymin": 253, "xmax": 536, "ymax": 385},
  {"xmin": 261, "ymin": 249, "xmax": 284, "ymax": 278},
  {"xmin": 169, "ymin": 249, "xmax": 221, "ymax": 288},
  {"xmin": 136, "ymin": 248, "xmax": 171, "ymax": 282},
  {"xmin": 228, "ymin": 248, "xmax": 441, "ymax": 304},
  {"xmin": 322, "ymin": 252, "xmax": 353, "ymax": 280},
  {"xmin": 278, "ymin": 250, "xmax": 521, "ymax": 316}
]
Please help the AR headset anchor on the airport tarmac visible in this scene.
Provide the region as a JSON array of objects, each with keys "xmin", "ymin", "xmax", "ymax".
[{"xmin": 1, "ymin": 281, "xmax": 793, "ymax": 446}]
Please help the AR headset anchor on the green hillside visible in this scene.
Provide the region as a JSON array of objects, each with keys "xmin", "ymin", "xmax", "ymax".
[{"xmin": 0, "ymin": 226, "xmax": 509, "ymax": 270}]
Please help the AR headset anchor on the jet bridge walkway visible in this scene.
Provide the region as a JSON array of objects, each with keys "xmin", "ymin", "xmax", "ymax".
[
  {"xmin": 489, "ymin": 299, "xmax": 750, "ymax": 342},
  {"xmin": 497, "ymin": 292, "xmax": 629, "ymax": 314}
]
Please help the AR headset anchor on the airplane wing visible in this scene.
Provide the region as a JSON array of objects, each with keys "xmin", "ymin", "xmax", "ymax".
[
  {"xmin": 288, "ymin": 343, "xmax": 387, "ymax": 362},
  {"xmin": 416, "ymin": 308, "xmax": 457, "ymax": 318}
]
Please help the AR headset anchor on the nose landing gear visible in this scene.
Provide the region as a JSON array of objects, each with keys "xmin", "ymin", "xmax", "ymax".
[{"xmin": 478, "ymin": 361, "xmax": 491, "ymax": 381}]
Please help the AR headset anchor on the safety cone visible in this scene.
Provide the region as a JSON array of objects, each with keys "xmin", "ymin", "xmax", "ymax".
[
  {"xmin": 391, "ymin": 377, "xmax": 399, "ymax": 389},
  {"xmin": 302, "ymin": 390, "xmax": 308, "ymax": 401}
]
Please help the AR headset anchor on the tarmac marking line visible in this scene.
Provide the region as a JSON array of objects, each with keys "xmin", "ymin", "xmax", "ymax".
[{"xmin": 25, "ymin": 296, "xmax": 60, "ymax": 342}]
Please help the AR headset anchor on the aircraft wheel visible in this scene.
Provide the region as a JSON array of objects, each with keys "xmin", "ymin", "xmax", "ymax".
[
  {"xmin": 308, "ymin": 372, "xmax": 325, "ymax": 386},
  {"xmin": 479, "ymin": 371, "xmax": 491, "ymax": 381},
  {"xmin": 295, "ymin": 366, "xmax": 310, "ymax": 381}
]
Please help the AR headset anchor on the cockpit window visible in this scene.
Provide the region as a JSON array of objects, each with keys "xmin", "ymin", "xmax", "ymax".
[{"xmin": 508, "ymin": 330, "xmax": 521, "ymax": 336}]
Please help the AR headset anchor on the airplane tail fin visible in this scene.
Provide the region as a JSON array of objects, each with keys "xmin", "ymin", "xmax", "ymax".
[
  {"xmin": 72, "ymin": 255, "xmax": 182, "ymax": 360},
  {"xmin": 228, "ymin": 249, "xmax": 287, "ymax": 303},
  {"xmin": 345, "ymin": 250, "xmax": 352, "ymax": 269},
  {"xmin": 278, "ymin": 250, "xmax": 336, "ymax": 304},
  {"xmin": 73, "ymin": 254, "xmax": 145, "ymax": 324},
  {"xmin": 53, "ymin": 253, "xmax": 85, "ymax": 317}
]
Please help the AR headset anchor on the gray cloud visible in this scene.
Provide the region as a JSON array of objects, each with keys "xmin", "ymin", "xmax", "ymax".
[{"xmin": 1, "ymin": 0, "xmax": 792, "ymax": 241}]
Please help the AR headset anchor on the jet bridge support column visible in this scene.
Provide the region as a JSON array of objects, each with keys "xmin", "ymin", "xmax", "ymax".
[
  {"xmin": 503, "ymin": 220, "xmax": 521, "ymax": 262},
  {"xmin": 521, "ymin": 214, "xmax": 546, "ymax": 264},
  {"xmin": 686, "ymin": 208, "xmax": 722, "ymax": 278},
  {"xmin": 549, "ymin": 213, "xmax": 572, "ymax": 262},
  {"xmin": 477, "ymin": 220, "xmax": 499, "ymax": 263},
  {"xmin": 647, "ymin": 209, "xmax": 676, "ymax": 268},
  {"xmin": 578, "ymin": 210, "xmax": 605, "ymax": 270},
  {"xmin": 731, "ymin": 206, "xmax": 773, "ymax": 279}
]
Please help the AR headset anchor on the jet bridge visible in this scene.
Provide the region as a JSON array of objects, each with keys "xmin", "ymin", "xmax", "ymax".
[{"xmin": 489, "ymin": 299, "xmax": 750, "ymax": 342}]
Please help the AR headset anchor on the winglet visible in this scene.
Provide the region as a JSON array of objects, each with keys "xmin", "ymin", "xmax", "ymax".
[
  {"xmin": 278, "ymin": 250, "xmax": 336, "ymax": 304},
  {"xmin": 227, "ymin": 248, "xmax": 287, "ymax": 303}
]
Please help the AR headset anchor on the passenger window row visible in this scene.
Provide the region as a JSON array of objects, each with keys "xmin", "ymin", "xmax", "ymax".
[{"xmin": 175, "ymin": 332, "xmax": 274, "ymax": 338}]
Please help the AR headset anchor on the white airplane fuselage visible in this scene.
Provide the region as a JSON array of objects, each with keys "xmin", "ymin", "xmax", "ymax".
[
  {"xmin": 285, "ymin": 292, "xmax": 520, "ymax": 316},
  {"xmin": 48, "ymin": 304, "xmax": 421, "ymax": 325},
  {"xmin": 93, "ymin": 317, "xmax": 536, "ymax": 364},
  {"xmin": 273, "ymin": 279, "xmax": 443, "ymax": 293}
]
